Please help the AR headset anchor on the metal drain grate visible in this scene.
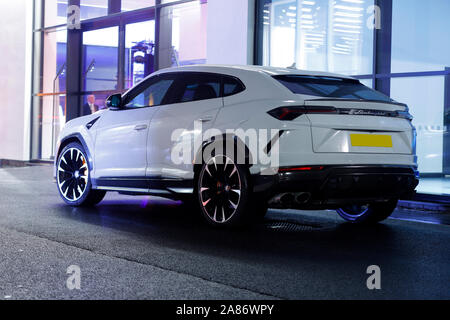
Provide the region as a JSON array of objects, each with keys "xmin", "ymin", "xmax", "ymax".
[{"xmin": 263, "ymin": 220, "xmax": 321, "ymax": 232}]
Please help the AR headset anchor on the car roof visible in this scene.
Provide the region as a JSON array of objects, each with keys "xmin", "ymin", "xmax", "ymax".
[{"xmin": 155, "ymin": 64, "xmax": 355, "ymax": 80}]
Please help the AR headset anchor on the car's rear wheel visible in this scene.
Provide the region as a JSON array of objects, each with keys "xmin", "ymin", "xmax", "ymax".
[
  {"xmin": 56, "ymin": 142, "xmax": 106, "ymax": 207},
  {"xmin": 252, "ymin": 194, "xmax": 269, "ymax": 220},
  {"xmin": 336, "ymin": 199, "xmax": 398, "ymax": 224},
  {"xmin": 197, "ymin": 154, "xmax": 255, "ymax": 227}
]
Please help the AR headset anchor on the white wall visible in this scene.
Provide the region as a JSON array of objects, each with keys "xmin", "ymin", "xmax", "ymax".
[
  {"xmin": 391, "ymin": 76, "xmax": 445, "ymax": 174},
  {"xmin": 0, "ymin": 0, "xmax": 33, "ymax": 161},
  {"xmin": 177, "ymin": 1, "xmax": 208, "ymax": 62},
  {"xmin": 0, "ymin": 0, "xmax": 253, "ymax": 161},
  {"xmin": 207, "ymin": 0, "xmax": 255, "ymax": 65}
]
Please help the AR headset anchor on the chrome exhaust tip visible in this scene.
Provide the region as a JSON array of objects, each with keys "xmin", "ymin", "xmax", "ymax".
[
  {"xmin": 295, "ymin": 192, "xmax": 311, "ymax": 204},
  {"xmin": 270, "ymin": 193, "xmax": 295, "ymax": 206},
  {"xmin": 280, "ymin": 193, "xmax": 295, "ymax": 205}
]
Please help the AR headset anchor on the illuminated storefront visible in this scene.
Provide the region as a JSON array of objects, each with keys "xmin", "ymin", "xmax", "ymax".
[
  {"xmin": 255, "ymin": 0, "xmax": 450, "ymax": 196},
  {"xmin": 25, "ymin": 0, "xmax": 450, "ymax": 197},
  {"xmin": 32, "ymin": 0, "xmax": 209, "ymax": 160}
]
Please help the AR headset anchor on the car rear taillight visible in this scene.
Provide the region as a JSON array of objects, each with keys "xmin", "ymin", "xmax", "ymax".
[
  {"xmin": 268, "ymin": 106, "xmax": 337, "ymax": 121},
  {"xmin": 268, "ymin": 105, "xmax": 414, "ymax": 121},
  {"xmin": 397, "ymin": 107, "xmax": 414, "ymax": 121},
  {"xmin": 278, "ymin": 166, "xmax": 325, "ymax": 172}
]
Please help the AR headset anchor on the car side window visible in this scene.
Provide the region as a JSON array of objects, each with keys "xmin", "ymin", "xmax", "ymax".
[
  {"xmin": 168, "ymin": 73, "xmax": 221, "ymax": 104},
  {"xmin": 125, "ymin": 77, "xmax": 175, "ymax": 109},
  {"xmin": 223, "ymin": 75, "xmax": 245, "ymax": 97}
]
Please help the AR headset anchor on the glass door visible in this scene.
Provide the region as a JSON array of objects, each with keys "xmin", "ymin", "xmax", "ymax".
[
  {"xmin": 82, "ymin": 26, "xmax": 119, "ymax": 116},
  {"xmin": 32, "ymin": 2, "xmax": 159, "ymax": 161},
  {"xmin": 35, "ymin": 27, "xmax": 67, "ymax": 160},
  {"xmin": 81, "ymin": 20, "xmax": 156, "ymax": 115},
  {"xmin": 125, "ymin": 20, "xmax": 156, "ymax": 89}
]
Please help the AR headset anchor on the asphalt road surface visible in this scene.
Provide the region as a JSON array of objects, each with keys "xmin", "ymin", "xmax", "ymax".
[{"xmin": 0, "ymin": 165, "xmax": 449, "ymax": 300}]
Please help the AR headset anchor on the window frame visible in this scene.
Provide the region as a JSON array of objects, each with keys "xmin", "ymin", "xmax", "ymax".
[
  {"xmin": 222, "ymin": 74, "xmax": 246, "ymax": 98},
  {"xmin": 120, "ymin": 71, "xmax": 247, "ymax": 110},
  {"xmin": 164, "ymin": 72, "xmax": 223, "ymax": 105},
  {"xmin": 122, "ymin": 73, "xmax": 177, "ymax": 109},
  {"xmin": 273, "ymin": 75, "xmax": 394, "ymax": 103},
  {"xmin": 155, "ymin": 71, "xmax": 247, "ymax": 107}
]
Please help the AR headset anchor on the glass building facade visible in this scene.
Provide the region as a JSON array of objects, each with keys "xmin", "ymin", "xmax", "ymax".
[
  {"xmin": 255, "ymin": 0, "xmax": 450, "ymax": 196},
  {"xmin": 32, "ymin": 0, "xmax": 207, "ymax": 160},
  {"xmin": 29, "ymin": 0, "xmax": 450, "ymax": 197}
]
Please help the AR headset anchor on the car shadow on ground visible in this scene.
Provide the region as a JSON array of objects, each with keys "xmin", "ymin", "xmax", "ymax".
[{"xmin": 55, "ymin": 197, "xmax": 399, "ymax": 262}]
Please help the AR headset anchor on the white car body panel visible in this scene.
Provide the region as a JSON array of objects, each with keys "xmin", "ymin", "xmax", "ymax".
[
  {"xmin": 308, "ymin": 115, "xmax": 413, "ymax": 154},
  {"xmin": 55, "ymin": 65, "xmax": 418, "ymax": 199},
  {"xmin": 147, "ymin": 97, "xmax": 223, "ymax": 180},
  {"xmin": 93, "ymin": 107, "xmax": 157, "ymax": 179}
]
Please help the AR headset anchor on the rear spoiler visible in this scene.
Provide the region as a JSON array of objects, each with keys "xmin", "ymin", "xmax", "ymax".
[{"xmin": 304, "ymin": 98, "xmax": 408, "ymax": 108}]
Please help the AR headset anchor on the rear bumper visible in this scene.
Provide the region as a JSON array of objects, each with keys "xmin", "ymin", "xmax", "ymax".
[{"xmin": 253, "ymin": 165, "xmax": 419, "ymax": 209}]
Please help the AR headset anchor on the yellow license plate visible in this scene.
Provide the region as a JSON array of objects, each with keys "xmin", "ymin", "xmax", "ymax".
[{"xmin": 350, "ymin": 134, "xmax": 393, "ymax": 148}]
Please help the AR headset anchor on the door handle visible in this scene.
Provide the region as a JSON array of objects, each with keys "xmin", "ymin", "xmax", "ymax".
[
  {"xmin": 134, "ymin": 124, "xmax": 148, "ymax": 131},
  {"xmin": 197, "ymin": 116, "xmax": 213, "ymax": 123}
]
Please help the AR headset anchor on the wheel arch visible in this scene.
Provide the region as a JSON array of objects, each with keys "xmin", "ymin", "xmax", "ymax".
[
  {"xmin": 55, "ymin": 134, "xmax": 94, "ymax": 178},
  {"xmin": 193, "ymin": 133, "xmax": 254, "ymax": 176}
]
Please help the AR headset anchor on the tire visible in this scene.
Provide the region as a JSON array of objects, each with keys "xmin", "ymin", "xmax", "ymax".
[
  {"xmin": 197, "ymin": 153, "xmax": 254, "ymax": 227},
  {"xmin": 336, "ymin": 199, "xmax": 399, "ymax": 224},
  {"xmin": 251, "ymin": 193, "xmax": 269, "ymax": 221},
  {"xmin": 56, "ymin": 142, "xmax": 106, "ymax": 207}
]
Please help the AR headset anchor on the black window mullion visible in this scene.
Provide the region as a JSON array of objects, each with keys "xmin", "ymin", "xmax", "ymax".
[
  {"xmin": 374, "ymin": 0, "xmax": 393, "ymax": 96},
  {"xmin": 118, "ymin": 20, "xmax": 126, "ymax": 92},
  {"xmin": 66, "ymin": 0, "xmax": 82, "ymax": 121},
  {"xmin": 154, "ymin": 0, "xmax": 161, "ymax": 71},
  {"xmin": 108, "ymin": 0, "xmax": 121, "ymax": 14}
]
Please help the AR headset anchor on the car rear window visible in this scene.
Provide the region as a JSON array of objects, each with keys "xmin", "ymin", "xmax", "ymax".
[
  {"xmin": 274, "ymin": 75, "xmax": 393, "ymax": 102},
  {"xmin": 223, "ymin": 76, "xmax": 245, "ymax": 97}
]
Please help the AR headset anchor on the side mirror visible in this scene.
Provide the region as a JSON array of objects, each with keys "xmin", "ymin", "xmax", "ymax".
[{"xmin": 106, "ymin": 94, "xmax": 123, "ymax": 110}]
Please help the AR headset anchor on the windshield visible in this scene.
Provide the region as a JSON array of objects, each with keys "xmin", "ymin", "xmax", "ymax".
[{"xmin": 274, "ymin": 75, "xmax": 393, "ymax": 103}]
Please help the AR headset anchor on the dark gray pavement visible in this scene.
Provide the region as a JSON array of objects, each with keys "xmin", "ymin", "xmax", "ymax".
[{"xmin": 0, "ymin": 165, "xmax": 449, "ymax": 300}]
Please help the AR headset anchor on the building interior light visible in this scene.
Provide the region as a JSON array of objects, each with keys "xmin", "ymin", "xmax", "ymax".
[
  {"xmin": 334, "ymin": 11, "xmax": 363, "ymax": 18},
  {"xmin": 334, "ymin": 5, "xmax": 364, "ymax": 12},
  {"xmin": 333, "ymin": 28, "xmax": 361, "ymax": 34},
  {"xmin": 334, "ymin": 17, "xmax": 362, "ymax": 23},
  {"xmin": 334, "ymin": 24, "xmax": 362, "ymax": 29}
]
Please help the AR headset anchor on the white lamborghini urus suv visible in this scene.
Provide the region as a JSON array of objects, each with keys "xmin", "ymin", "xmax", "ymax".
[{"xmin": 55, "ymin": 65, "xmax": 419, "ymax": 227}]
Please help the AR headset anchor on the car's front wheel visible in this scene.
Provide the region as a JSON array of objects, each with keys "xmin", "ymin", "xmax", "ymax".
[
  {"xmin": 336, "ymin": 199, "xmax": 398, "ymax": 224},
  {"xmin": 56, "ymin": 142, "xmax": 106, "ymax": 207}
]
